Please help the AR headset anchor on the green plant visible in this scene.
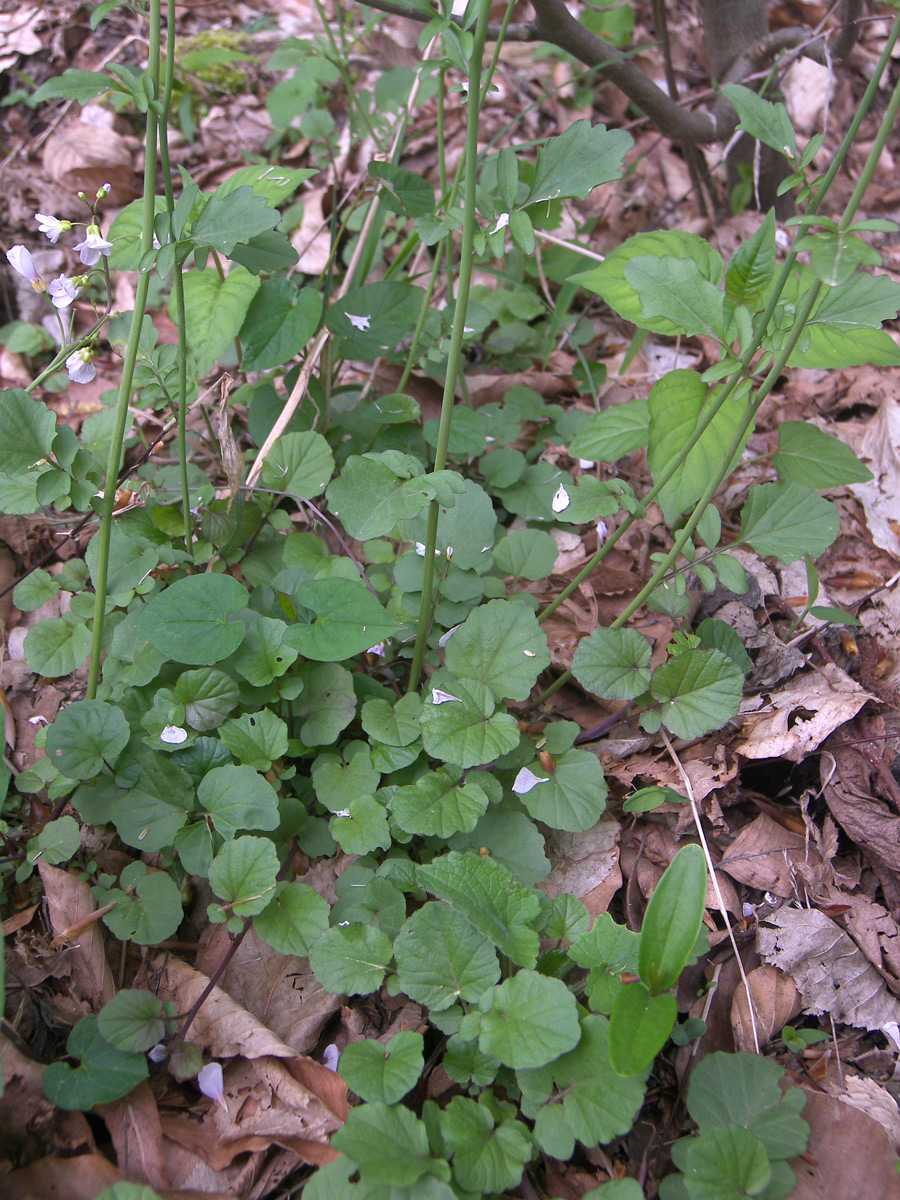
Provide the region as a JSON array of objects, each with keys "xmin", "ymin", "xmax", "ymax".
[{"xmin": 3, "ymin": 0, "xmax": 900, "ymax": 1195}]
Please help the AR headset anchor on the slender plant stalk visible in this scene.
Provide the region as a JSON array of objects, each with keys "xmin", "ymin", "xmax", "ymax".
[
  {"xmin": 86, "ymin": 0, "xmax": 162, "ymax": 698},
  {"xmin": 407, "ymin": 0, "xmax": 494, "ymax": 693}
]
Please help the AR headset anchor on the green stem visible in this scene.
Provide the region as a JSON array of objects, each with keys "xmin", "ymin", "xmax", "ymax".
[
  {"xmin": 407, "ymin": 0, "xmax": 493, "ymax": 693},
  {"xmin": 157, "ymin": 0, "xmax": 191, "ymax": 552},
  {"xmin": 86, "ymin": 0, "xmax": 161, "ymax": 698}
]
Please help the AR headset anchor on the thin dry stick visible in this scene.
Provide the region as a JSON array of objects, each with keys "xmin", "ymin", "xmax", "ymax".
[{"xmin": 659, "ymin": 728, "xmax": 761, "ymax": 1055}]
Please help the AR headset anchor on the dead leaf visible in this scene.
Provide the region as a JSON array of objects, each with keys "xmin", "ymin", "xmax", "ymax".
[
  {"xmin": 97, "ymin": 1080, "xmax": 171, "ymax": 1191},
  {"xmin": 37, "ymin": 861, "xmax": 115, "ymax": 1010},
  {"xmin": 788, "ymin": 1090, "xmax": 900, "ymax": 1200},
  {"xmin": 43, "ymin": 121, "xmax": 137, "ymax": 203},
  {"xmin": 3, "ymin": 1153, "xmax": 122, "ymax": 1200},
  {"xmin": 720, "ymin": 813, "xmax": 824, "ymax": 898},
  {"xmin": 734, "ymin": 664, "xmax": 877, "ymax": 762},
  {"xmin": 757, "ymin": 906, "xmax": 900, "ymax": 1030},
  {"xmin": 540, "ymin": 816, "xmax": 621, "ymax": 918},
  {"xmin": 845, "ymin": 394, "xmax": 900, "ymax": 559},
  {"xmin": 822, "ymin": 738, "xmax": 900, "ymax": 876},
  {"xmin": 731, "ymin": 964, "xmax": 802, "ymax": 1051}
]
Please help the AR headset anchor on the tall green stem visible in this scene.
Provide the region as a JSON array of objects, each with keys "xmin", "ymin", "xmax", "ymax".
[
  {"xmin": 86, "ymin": 0, "xmax": 161, "ymax": 698},
  {"xmin": 407, "ymin": 0, "xmax": 493, "ymax": 693}
]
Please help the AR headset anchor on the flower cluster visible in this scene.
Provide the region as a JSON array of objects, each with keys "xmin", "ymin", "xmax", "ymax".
[{"xmin": 5, "ymin": 193, "xmax": 113, "ymax": 383}]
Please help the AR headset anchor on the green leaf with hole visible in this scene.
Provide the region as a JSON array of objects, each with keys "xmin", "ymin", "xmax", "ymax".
[
  {"xmin": 197, "ymin": 764, "xmax": 279, "ymax": 836},
  {"xmin": 180, "ymin": 265, "xmax": 260, "ymax": 375},
  {"xmin": 253, "ymin": 880, "xmax": 330, "ymax": 956},
  {"xmin": 339, "ymin": 1031, "xmax": 424, "ymax": 1105},
  {"xmin": 523, "ymin": 119, "xmax": 631, "ymax": 205},
  {"xmin": 444, "ymin": 598, "xmax": 549, "ymax": 702},
  {"xmin": 417, "ymin": 851, "xmax": 541, "ymax": 968},
  {"xmin": 608, "ymin": 984, "xmax": 678, "ymax": 1075},
  {"xmin": 572, "ymin": 627, "xmax": 652, "ymax": 701},
  {"xmin": 472, "ymin": 971, "xmax": 580, "ymax": 1068},
  {"xmin": 97, "ymin": 989, "xmax": 169, "ymax": 1053},
  {"xmin": 638, "ymin": 844, "xmax": 707, "ymax": 994},
  {"xmin": 772, "ymin": 421, "xmax": 872, "ymax": 488},
  {"xmin": 230, "ymin": 614, "xmax": 299, "ymax": 686},
  {"xmin": 209, "ymin": 834, "xmax": 279, "ymax": 916},
  {"xmin": 738, "ymin": 481, "xmax": 840, "ymax": 563},
  {"xmin": 391, "ymin": 766, "xmax": 489, "ymax": 837},
  {"xmin": 136, "ymin": 574, "xmax": 248, "ymax": 664},
  {"xmin": 309, "ymin": 923, "xmax": 393, "ymax": 995},
  {"xmin": 648, "ymin": 371, "xmax": 751, "ymax": 524},
  {"xmin": 650, "ymin": 648, "xmax": 743, "ymax": 740},
  {"xmin": 441, "ymin": 1096, "xmax": 533, "ymax": 1194},
  {"xmin": 95, "ymin": 862, "xmax": 183, "ymax": 945},
  {"xmin": 513, "ymin": 748, "xmax": 608, "ymax": 833},
  {"xmin": 260, "ymin": 430, "xmax": 334, "ymax": 499},
  {"xmin": 43, "ymin": 1017, "xmax": 147, "ymax": 1110},
  {"xmin": 46, "ymin": 700, "xmax": 131, "ymax": 780},
  {"xmin": 240, "ymin": 278, "xmax": 323, "ymax": 371},
  {"xmin": 420, "ymin": 677, "xmax": 519, "ymax": 769},
  {"xmin": 394, "ymin": 901, "xmax": 500, "ymax": 1011},
  {"xmin": 218, "ymin": 709, "xmax": 288, "ymax": 770},
  {"xmin": 284, "ymin": 578, "xmax": 399, "ymax": 662}
]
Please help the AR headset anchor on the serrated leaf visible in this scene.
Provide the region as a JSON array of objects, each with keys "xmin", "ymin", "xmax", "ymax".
[
  {"xmin": 722, "ymin": 83, "xmax": 796, "ymax": 158},
  {"xmin": 190, "ymin": 185, "xmax": 281, "ymax": 255},
  {"xmin": 419, "ymin": 676, "xmax": 519, "ymax": 768},
  {"xmin": 239, "ymin": 278, "xmax": 322, "ymax": 371},
  {"xmin": 261, "ymin": 430, "xmax": 334, "ymax": 499},
  {"xmin": 97, "ymin": 989, "xmax": 168, "ymax": 1052},
  {"xmin": 218, "ymin": 708, "xmax": 288, "ymax": 770},
  {"xmin": 441, "ymin": 1096, "xmax": 532, "ymax": 1193},
  {"xmin": 42, "ymin": 1017, "xmax": 147, "ymax": 1111},
  {"xmin": 772, "ymin": 421, "xmax": 872, "ymax": 488},
  {"xmin": 309, "ymin": 923, "xmax": 393, "ymax": 995},
  {"xmin": 136, "ymin": 574, "xmax": 248, "ymax": 665},
  {"xmin": 572, "ymin": 627, "xmax": 652, "ymax": 701},
  {"xmin": 339, "ymin": 1031, "xmax": 424, "ymax": 1105},
  {"xmin": 624, "ymin": 256, "xmax": 726, "ymax": 342},
  {"xmin": 283, "ymin": 578, "xmax": 399, "ymax": 661},
  {"xmin": 253, "ymin": 880, "xmax": 330, "ymax": 955},
  {"xmin": 95, "ymin": 863, "xmax": 183, "ymax": 945},
  {"xmin": 391, "ymin": 767, "xmax": 489, "ymax": 837},
  {"xmin": 567, "ymin": 398, "xmax": 650, "ymax": 463},
  {"xmin": 681, "ymin": 1125, "xmax": 772, "ymax": 1200},
  {"xmin": 180, "ymin": 265, "xmax": 260, "ymax": 375},
  {"xmin": 475, "ymin": 971, "xmax": 580, "ymax": 1068},
  {"xmin": 809, "ymin": 270, "xmax": 900, "ymax": 330},
  {"xmin": 197, "ymin": 764, "xmax": 280, "ymax": 836},
  {"xmin": 738, "ymin": 481, "xmax": 840, "ymax": 562},
  {"xmin": 405, "ymin": 478, "xmax": 497, "ymax": 570},
  {"xmin": 208, "ymin": 834, "xmax": 279, "ymax": 915},
  {"xmin": 688, "ymin": 1052, "xmax": 809, "ymax": 1160},
  {"xmin": 45, "ymin": 700, "xmax": 131, "ymax": 780},
  {"xmin": 444, "ymin": 598, "xmax": 549, "ymax": 701},
  {"xmin": 394, "ymin": 901, "xmax": 500, "ymax": 1011},
  {"xmin": 650, "ymin": 648, "xmax": 743, "ymax": 740},
  {"xmin": 214, "ymin": 163, "xmax": 316, "ymax": 207},
  {"xmin": 0, "ymin": 388, "xmax": 57, "ymax": 473},
  {"xmin": 647, "ymin": 371, "xmax": 752, "ymax": 523},
  {"xmin": 725, "ymin": 210, "xmax": 776, "ymax": 309},
  {"xmin": 571, "ymin": 232, "xmax": 723, "ymax": 336},
  {"xmin": 417, "ymin": 851, "xmax": 541, "ymax": 968},
  {"xmin": 523, "ymin": 119, "xmax": 631, "ymax": 205},
  {"xmin": 24, "ymin": 618, "xmax": 92, "ymax": 677},
  {"xmin": 513, "ymin": 748, "xmax": 608, "ymax": 832}
]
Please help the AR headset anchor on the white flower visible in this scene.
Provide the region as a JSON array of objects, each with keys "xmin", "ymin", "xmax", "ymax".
[
  {"xmin": 197, "ymin": 1062, "xmax": 228, "ymax": 1112},
  {"xmin": 490, "ymin": 212, "xmax": 510, "ymax": 234},
  {"xmin": 6, "ymin": 245, "xmax": 45, "ymax": 291},
  {"xmin": 512, "ymin": 767, "xmax": 549, "ymax": 794},
  {"xmin": 35, "ymin": 213, "xmax": 71, "ymax": 243},
  {"xmin": 48, "ymin": 274, "xmax": 81, "ymax": 309},
  {"xmin": 160, "ymin": 725, "xmax": 188, "ymax": 745},
  {"xmin": 66, "ymin": 348, "xmax": 96, "ymax": 384},
  {"xmin": 346, "ymin": 313, "xmax": 371, "ymax": 330},
  {"xmin": 72, "ymin": 225, "xmax": 113, "ymax": 265},
  {"xmin": 551, "ymin": 485, "xmax": 570, "ymax": 513},
  {"xmin": 431, "ymin": 688, "xmax": 461, "ymax": 705}
]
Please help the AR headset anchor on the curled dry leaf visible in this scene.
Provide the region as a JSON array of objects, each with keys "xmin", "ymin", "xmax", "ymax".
[
  {"xmin": 96, "ymin": 1080, "xmax": 170, "ymax": 1192},
  {"xmin": 789, "ymin": 1090, "xmax": 900, "ymax": 1200},
  {"xmin": 541, "ymin": 815, "xmax": 620, "ymax": 917},
  {"xmin": 731, "ymin": 964, "xmax": 802, "ymax": 1052},
  {"xmin": 37, "ymin": 861, "xmax": 115, "ymax": 1010},
  {"xmin": 43, "ymin": 122, "xmax": 138, "ymax": 203},
  {"xmin": 822, "ymin": 739, "xmax": 900, "ymax": 876},
  {"xmin": 720, "ymin": 813, "xmax": 823, "ymax": 898},
  {"xmin": 757, "ymin": 906, "xmax": 900, "ymax": 1031}
]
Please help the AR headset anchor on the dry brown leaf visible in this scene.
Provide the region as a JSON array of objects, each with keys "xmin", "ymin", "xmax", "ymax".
[
  {"xmin": 4, "ymin": 1152, "xmax": 122, "ymax": 1200},
  {"xmin": 789, "ymin": 1090, "xmax": 900, "ymax": 1200},
  {"xmin": 97, "ymin": 1080, "xmax": 171, "ymax": 1191},
  {"xmin": 822, "ymin": 740, "xmax": 900, "ymax": 876},
  {"xmin": 831, "ymin": 1075, "xmax": 900, "ymax": 1152},
  {"xmin": 154, "ymin": 955, "xmax": 300, "ymax": 1060},
  {"xmin": 37, "ymin": 861, "xmax": 115, "ymax": 1011},
  {"xmin": 43, "ymin": 122, "xmax": 138, "ymax": 203},
  {"xmin": 757, "ymin": 906, "xmax": 900, "ymax": 1030},
  {"xmin": 845, "ymin": 394, "xmax": 900, "ymax": 560},
  {"xmin": 720, "ymin": 813, "xmax": 823, "ymax": 898},
  {"xmin": 540, "ymin": 815, "xmax": 621, "ymax": 918},
  {"xmin": 734, "ymin": 664, "xmax": 876, "ymax": 762},
  {"xmin": 730, "ymin": 964, "xmax": 802, "ymax": 1052},
  {"xmin": 197, "ymin": 925, "xmax": 342, "ymax": 1056}
]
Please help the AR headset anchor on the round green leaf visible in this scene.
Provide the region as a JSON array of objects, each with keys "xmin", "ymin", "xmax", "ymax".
[
  {"xmin": 136, "ymin": 574, "xmax": 249, "ymax": 665},
  {"xmin": 391, "ymin": 767, "xmax": 489, "ymax": 837},
  {"xmin": 650, "ymin": 648, "xmax": 743, "ymax": 740},
  {"xmin": 96, "ymin": 864, "xmax": 184, "ymax": 945},
  {"xmin": 283, "ymin": 578, "xmax": 399, "ymax": 662},
  {"xmin": 208, "ymin": 835, "xmax": 279, "ymax": 916},
  {"xmin": 513, "ymin": 748, "xmax": 608, "ymax": 832},
  {"xmin": 253, "ymin": 880, "xmax": 330, "ymax": 956},
  {"xmin": 98, "ymin": 988, "xmax": 168, "ymax": 1053},
  {"xmin": 43, "ymin": 1017, "xmax": 147, "ymax": 1111},
  {"xmin": 46, "ymin": 700, "xmax": 131, "ymax": 780},
  {"xmin": 444, "ymin": 598, "xmax": 550, "ymax": 702},
  {"xmin": 738, "ymin": 481, "xmax": 840, "ymax": 563},
  {"xmin": 441, "ymin": 1096, "xmax": 533, "ymax": 1194},
  {"xmin": 394, "ymin": 901, "xmax": 500, "ymax": 1012},
  {"xmin": 477, "ymin": 971, "xmax": 581, "ymax": 1068},
  {"xmin": 338, "ymin": 1031, "xmax": 424, "ymax": 1105},
  {"xmin": 331, "ymin": 1101, "xmax": 442, "ymax": 1187},
  {"xmin": 309, "ymin": 923, "xmax": 393, "ymax": 995},
  {"xmin": 197, "ymin": 764, "xmax": 280, "ymax": 837},
  {"xmin": 261, "ymin": 430, "xmax": 334, "ymax": 499},
  {"xmin": 420, "ymin": 677, "xmax": 519, "ymax": 768},
  {"xmin": 174, "ymin": 668, "xmax": 240, "ymax": 731},
  {"xmin": 24, "ymin": 617, "xmax": 92, "ymax": 677},
  {"xmin": 572, "ymin": 627, "xmax": 652, "ymax": 701}
]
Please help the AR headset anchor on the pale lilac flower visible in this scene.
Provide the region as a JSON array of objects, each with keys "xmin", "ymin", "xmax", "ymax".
[
  {"xmin": 6, "ymin": 245, "xmax": 46, "ymax": 291},
  {"xmin": 73, "ymin": 225, "xmax": 113, "ymax": 265},
  {"xmin": 35, "ymin": 213, "xmax": 71, "ymax": 243},
  {"xmin": 48, "ymin": 274, "xmax": 81, "ymax": 309},
  {"xmin": 66, "ymin": 348, "xmax": 96, "ymax": 384},
  {"xmin": 322, "ymin": 1044, "xmax": 340, "ymax": 1071},
  {"xmin": 197, "ymin": 1062, "xmax": 228, "ymax": 1112}
]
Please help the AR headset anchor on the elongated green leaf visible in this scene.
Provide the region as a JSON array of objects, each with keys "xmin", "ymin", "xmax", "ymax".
[
  {"xmin": 31, "ymin": 69, "xmax": 131, "ymax": 104},
  {"xmin": 649, "ymin": 648, "xmax": 743, "ymax": 740},
  {"xmin": 722, "ymin": 83, "xmax": 796, "ymax": 158},
  {"xmin": 608, "ymin": 984, "xmax": 677, "ymax": 1075},
  {"xmin": 180, "ymin": 266, "xmax": 260, "ymax": 375},
  {"xmin": 567, "ymin": 398, "xmax": 650, "ymax": 463},
  {"xmin": 725, "ymin": 210, "xmax": 775, "ymax": 310},
  {"xmin": 638, "ymin": 844, "xmax": 707, "ymax": 994},
  {"xmin": 738, "ymin": 481, "xmax": 840, "ymax": 562},
  {"xmin": 624, "ymin": 257, "xmax": 726, "ymax": 342},
  {"xmin": 523, "ymin": 120, "xmax": 631, "ymax": 205}
]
